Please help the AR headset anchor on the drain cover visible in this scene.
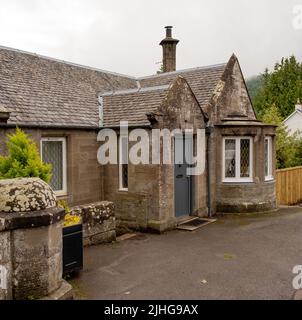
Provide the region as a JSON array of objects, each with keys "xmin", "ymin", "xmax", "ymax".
[{"xmin": 177, "ymin": 218, "xmax": 216, "ymax": 231}]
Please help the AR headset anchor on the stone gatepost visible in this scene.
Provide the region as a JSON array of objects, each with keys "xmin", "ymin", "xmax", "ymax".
[{"xmin": 0, "ymin": 178, "xmax": 73, "ymax": 300}]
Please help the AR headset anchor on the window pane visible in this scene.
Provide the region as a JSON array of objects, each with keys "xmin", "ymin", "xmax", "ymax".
[
  {"xmin": 264, "ymin": 139, "xmax": 269, "ymax": 177},
  {"xmin": 122, "ymin": 164, "xmax": 128, "ymax": 188},
  {"xmin": 42, "ymin": 141, "xmax": 63, "ymax": 191},
  {"xmin": 240, "ymin": 139, "xmax": 250, "ymax": 178},
  {"xmin": 120, "ymin": 136, "xmax": 128, "ymax": 189},
  {"xmin": 225, "ymin": 139, "xmax": 236, "ymax": 178}
]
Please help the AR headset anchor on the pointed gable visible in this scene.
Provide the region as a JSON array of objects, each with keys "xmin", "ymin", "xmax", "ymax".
[
  {"xmin": 158, "ymin": 76, "xmax": 206, "ymax": 130},
  {"xmin": 214, "ymin": 54, "xmax": 257, "ymax": 121}
]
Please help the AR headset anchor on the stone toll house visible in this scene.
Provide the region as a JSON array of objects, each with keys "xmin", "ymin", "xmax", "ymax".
[{"xmin": 0, "ymin": 26, "xmax": 277, "ymax": 233}]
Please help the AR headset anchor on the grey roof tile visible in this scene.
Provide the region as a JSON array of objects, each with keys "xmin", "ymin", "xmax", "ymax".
[
  {"xmin": 103, "ymin": 87, "xmax": 169, "ymax": 127},
  {"xmin": 0, "ymin": 46, "xmax": 227, "ymax": 128},
  {"xmin": 0, "ymin": 46, "xmax": 137, "ymax": 128},
  {"xmin": 138, "ymin": 64, "xmax": 226, "ymax": 109}
]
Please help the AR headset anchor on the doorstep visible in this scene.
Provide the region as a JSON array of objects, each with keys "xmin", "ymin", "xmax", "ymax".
[{"xmin": 176, "ymin": 215, "xmax": 198, "ymax": 225}]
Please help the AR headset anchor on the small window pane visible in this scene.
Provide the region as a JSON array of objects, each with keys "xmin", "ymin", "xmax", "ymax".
[
  {"xmin": 225, "ymin": 139, "xmax": 236, "ymax": 178},
  {"xmin": 42, "ymin": 141, "xmax": 63, "ymax": 191},
  {"xmin": 120, "ymin": 136, "xmax": 128, "ymax": 189},
  {"xmin": 264, "ymin": 139, "xmax": 269, "ymax": 177},
  {"xmin": 122, "ymin": 164, "xmax": 128, "ymax": 189},
  {"xmin": 240, "ymin": 139, "xmax": 250, "ymax": 177}
]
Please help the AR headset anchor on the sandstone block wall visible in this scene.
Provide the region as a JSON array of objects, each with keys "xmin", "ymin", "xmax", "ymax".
[{"xmin": 0, "ymin": 128, "xmax": 103, "ymax": 207}]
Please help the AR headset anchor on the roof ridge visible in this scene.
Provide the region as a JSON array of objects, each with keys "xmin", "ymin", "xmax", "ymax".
[
  {"xmin": 0, "ymin": 44, "xmax": 137, "ymax": 80},
  {"xmin": 101, "ymin": 84, "xmax": 170, "ymax": 97},
  {"xmin": 137, "ymin": 62, "xmax": 227, "ymax": 80},
  {"xmin": 0, "ymin": 45, "xmax": 227, "ymax": 83}
]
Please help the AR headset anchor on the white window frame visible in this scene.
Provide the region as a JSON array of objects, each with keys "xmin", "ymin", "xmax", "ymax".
[
  {"xmin": 264, "ymin": 136, "xmax": 273, "ymax": 181},
  {"xmin": 119, "ymin": 134, "xmax": 128, "ymax": 191},
  {"xmin": 222, "ymin": 136, "xmax": 253, "ymax": 183},
  {"xmin": 40, "ymin": 137, "xmax": 67, "ymax": 196}
]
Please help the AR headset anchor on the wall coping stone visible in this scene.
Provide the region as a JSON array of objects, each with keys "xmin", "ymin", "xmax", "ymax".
[{"xmin": 0, "ymin": 207, "xmax": 65, "ymax": 231}]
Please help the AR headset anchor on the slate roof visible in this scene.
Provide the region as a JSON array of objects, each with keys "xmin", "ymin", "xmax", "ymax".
[
  {"xmin": 0, "ymin": 45, "xmax": 227, "ymax": 129},
  {"xmin": 101, "ymin": 64, "xmax": 226, "ymax": 127},
  {"xmin": 0, "ymin": 46, "xmax": 137, "ymax": 128},
  {"xmin": 102, "ymin": 86, "xmax": 170, "ymax": 127},
  {"xmin": 138, "ymin": 64, "xmax": 227, "ymax": 109}
]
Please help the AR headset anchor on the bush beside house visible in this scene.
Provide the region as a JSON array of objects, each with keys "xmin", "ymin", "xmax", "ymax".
[{"xmin": 0, "ymin": 128, "xmax": 52, "ymax": 182}]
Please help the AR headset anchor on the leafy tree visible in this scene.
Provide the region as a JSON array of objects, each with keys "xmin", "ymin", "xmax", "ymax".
[
  {"xmin": 0, "ymin": 128, "xmax": 52, "ymax": 182},
  {"xmin": 246, "ymin": 75, "xmax": 264, "ymax": 102},
  {"xmin": 261, "ymin": 104, "xmax": 302, "ymax": 169},
  {"xmin": 253, "ymin": 56, "xmax": 302, "ymax": 118}
]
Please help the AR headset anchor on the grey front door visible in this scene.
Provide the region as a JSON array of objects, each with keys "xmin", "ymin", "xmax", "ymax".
[{"xmin": 174, "ymin": 134, "xmax": 192, "ymax": 217}]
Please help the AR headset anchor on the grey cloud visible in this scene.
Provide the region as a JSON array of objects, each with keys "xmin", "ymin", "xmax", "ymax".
[{"xmin": 0, "ymin": 0, "xmax": 301, "ymax": 78}]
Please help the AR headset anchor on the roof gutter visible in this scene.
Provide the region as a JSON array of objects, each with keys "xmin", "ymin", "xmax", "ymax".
[{"xmin": 0, "ymin": 123, "xmax": 152, "ymax": 130}]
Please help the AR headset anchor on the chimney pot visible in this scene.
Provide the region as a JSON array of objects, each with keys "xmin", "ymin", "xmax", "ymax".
[{"xmin": 165, "ymin": 26, "xmax": 172, "ymax": 38}]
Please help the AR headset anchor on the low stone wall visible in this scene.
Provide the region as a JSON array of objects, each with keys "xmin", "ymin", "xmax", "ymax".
[{"xmin": 70, "ymin": 201, "xmax": 115, "ymax": 246}]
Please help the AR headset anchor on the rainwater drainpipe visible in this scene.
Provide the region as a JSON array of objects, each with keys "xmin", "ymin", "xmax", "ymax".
[{"xmin": 205, "ymin": 122, "xmax": 214, "ymax": 218}]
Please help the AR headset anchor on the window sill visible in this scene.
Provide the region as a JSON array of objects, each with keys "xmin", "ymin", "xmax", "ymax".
[
  {"xmin": 222, "ymin": 179, "xmax": 253, "ymax": 183},
  {"xmin": 55, "ymin": 191, "xmax": 68, "ymax": 197},
  {"xmin": 265, "ymin": 177, "xmax": 274, "ymax": 182},
  {"xmin": 118, "ymin": 188, "xmax": 128, "ymax": 192}
]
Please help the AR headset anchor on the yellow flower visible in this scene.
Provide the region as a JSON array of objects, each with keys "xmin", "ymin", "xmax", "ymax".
[{"xmin": 63, "ymin": 213, "xmax": 81, "ymax": 227}]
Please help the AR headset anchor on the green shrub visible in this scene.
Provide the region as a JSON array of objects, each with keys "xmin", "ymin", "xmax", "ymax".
[
  {"xmin": 0, "ymin": 128, "xmax": 52, "ymax": 182},
  {"xmin": 262, "ymin": 104, "xmax": 302, "ymax": 169},
  {"xmin": 57, "ymin": 200, "xmax": 70, "ymax": 214}
]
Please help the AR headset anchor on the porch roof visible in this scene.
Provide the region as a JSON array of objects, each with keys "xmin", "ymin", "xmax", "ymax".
[{"xmin": 102, "ymin": 85, "xmax": 170, "ymax": 127}]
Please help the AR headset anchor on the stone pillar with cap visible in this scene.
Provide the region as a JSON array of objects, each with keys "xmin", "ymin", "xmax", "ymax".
[
  {"xmin": 0, "ymin": 177, "xmax": 73, "ymax": 300},
  {"xmin": 160, "ymin": 26, "xmax": 179, "ymax": 73}
]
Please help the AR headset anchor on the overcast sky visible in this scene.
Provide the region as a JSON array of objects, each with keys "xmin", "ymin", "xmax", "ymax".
[{"xmin": 0, "ymin": 0, "xmax": 301, "ymax": 78}]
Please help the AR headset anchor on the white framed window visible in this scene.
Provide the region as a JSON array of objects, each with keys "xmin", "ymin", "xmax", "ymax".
[
  {"xmin": 222, "ymin": 136, "xmax": 253, "ymax": 182},
  {"xmin": 264, "ymin": 136, "xmax": 273, "ymax": 181},
  {"xmin": 119, "ymin": 134, "xmax": 128, "ymax": 191},
  {"xmin": 40, "ymin": 137, "xmax": 67, "ymax": 196}
]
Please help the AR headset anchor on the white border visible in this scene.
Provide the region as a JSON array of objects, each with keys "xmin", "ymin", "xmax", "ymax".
[
  {"xmin": 222, "ymin": 136, "xmax": 253, "ymax": 183},
  {"xmin": 264, "ymin": 136, "xmax": 273, "ymax": 181},
  {"xmin": 40, "ymin": 137, "xmax": 67, "ymax": 196}
]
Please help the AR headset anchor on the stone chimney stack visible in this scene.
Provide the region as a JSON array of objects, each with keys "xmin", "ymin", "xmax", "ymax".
[
  {"xmin": 160, "ymin": 26, "xmax": 179, "ymax": 73},
  {"xmin": 295, "ymin": 98, "xmax": 302, "ymax": 112}
]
